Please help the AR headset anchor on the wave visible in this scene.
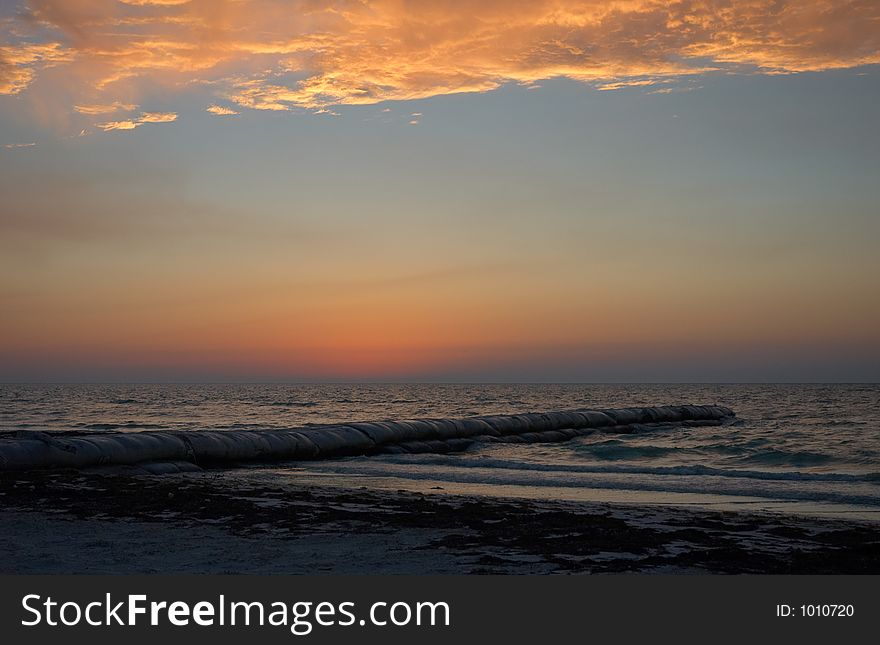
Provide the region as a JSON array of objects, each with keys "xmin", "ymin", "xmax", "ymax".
[
  {"xmin": 377, "ymin": 454, "xmax": 880, "ymax": 483},
  {"xmin": 572, "ymin": 441, "xmax": 681, "ymax": 460},
  {"xmin": 732, "ymin": 449, "xmax": 834, "ymax": 467},
  {"xmin": 75, "ymin": 422, "xmax": 170, "ymax": 430},
  {"xmin": 313, "ymin": 460, "xmax": 880, "ymax": 507},
  {"xmin": 564, "ymin": 439, "xmax": 840, "ymax": 471}
]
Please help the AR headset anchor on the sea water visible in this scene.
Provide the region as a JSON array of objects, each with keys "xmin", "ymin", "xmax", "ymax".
[{"xmin": 1, "ymin": 383, "xmax": 878, "ymax": 518}]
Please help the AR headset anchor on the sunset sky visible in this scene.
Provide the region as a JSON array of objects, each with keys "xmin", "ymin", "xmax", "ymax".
[{"xmin": 1, "ymin": 0, "xmax": 878, "ymax": 382}]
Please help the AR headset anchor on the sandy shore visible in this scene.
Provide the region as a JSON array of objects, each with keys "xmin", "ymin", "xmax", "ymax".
[{"xmin": 2, "ymin": 469, "xmax": 879, "ymax": 574}]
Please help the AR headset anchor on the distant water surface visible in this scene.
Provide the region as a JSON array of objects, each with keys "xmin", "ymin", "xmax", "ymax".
[{"xmin": 2, "ymin": 384, "xmax": 878, "ymax": 518}]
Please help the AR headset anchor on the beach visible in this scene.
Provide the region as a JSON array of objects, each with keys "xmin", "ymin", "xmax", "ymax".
[{"xmin": 2, "ymin": 467, "xmax": 879, "ymax": 575}]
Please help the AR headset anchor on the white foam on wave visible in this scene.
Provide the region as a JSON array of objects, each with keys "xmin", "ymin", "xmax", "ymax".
[
  {"xmin": 376, "ymin": 454, "xmax": 880, "ymax": 483},
  {"xmin": 305, "ymin": 457, "xmax": 880, "ymax": 508}
]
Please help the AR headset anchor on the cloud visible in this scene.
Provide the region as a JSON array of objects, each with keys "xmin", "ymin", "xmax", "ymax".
[
  {"xmin": 3, "ymin": 142, "xmax": 37, "ymax": 149},
  {"xmin": 138, "ymin": 111, "xmax": 177, "ymax": 123},
  {"xmin": 98, "ymin": 120, "xmax": 139, "ymax": 131},
  {"xmin": 648, "ymin": 84, "xmax": 699, "ymax": 95},
  {"xmin": 595, "ymin": 79, "xmax": 662, "ymax": 91},
  {"xmin": 98, "ymin": 111, "xmax": 176, "ymax": 131},
  {"xmin": 74, "ymin": 102, "xmax": 138, "ymax": 115},
  {"xmin": 1, "ymin": 0, "xmax": 878, "ymax": 123},
  {"xmin": 0, "ymin": 42, "xmax": 72, "ymax": 95},
  {"xmin": 206, "ymin": 104, "xmax": 238, "ymax": 116}
]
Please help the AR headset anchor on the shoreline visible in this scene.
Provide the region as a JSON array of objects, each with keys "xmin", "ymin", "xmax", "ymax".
[{"xmin": 2, "ymin": 469, "xmax": 879, "ymax": 574}]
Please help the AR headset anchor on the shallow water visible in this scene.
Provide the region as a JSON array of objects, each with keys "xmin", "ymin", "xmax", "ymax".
[{"xmin": 2, "ymin": 383, "xmax": 878, "ymax": 518}]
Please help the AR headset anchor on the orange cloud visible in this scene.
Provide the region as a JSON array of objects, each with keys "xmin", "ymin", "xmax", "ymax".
[
  {"xmin": 74, "ymin": 101, "xmax": 138, "ymax": 114},
  {"xmin": 138, "ymin": 111, "xmax": 177, "ymax": 123},
  {"xmin": 98, "ymin": 110, "xmax": 176, "ymax": 131},
  {"xmin": 97, "ymin": 120, "xmax": 139, "ymax": 131},
  {"xmin": 0, "ymin": 42, "xmax": 71, "ymax": 94},
  {"xmin": 206, "ymin": 104, "xmax": 238, "ymax": 116},
  {"xmin": 1, "ymin": 0, "xmax": 878, "ymax": 126}
]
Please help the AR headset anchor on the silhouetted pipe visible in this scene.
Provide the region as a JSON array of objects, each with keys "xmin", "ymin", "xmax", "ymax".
[{"xmin": 0, "ymin": 405, "xmax": 734, "ymax": 472}]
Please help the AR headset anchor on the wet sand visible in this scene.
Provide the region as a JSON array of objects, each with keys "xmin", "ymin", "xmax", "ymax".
[{"xmin": 1, "ymin": 469, "xmax": 879, "ymax": 574}]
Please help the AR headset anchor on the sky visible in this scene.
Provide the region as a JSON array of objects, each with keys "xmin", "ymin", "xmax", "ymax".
[{"xmin": 1, "ymin": 0, "xmax": 878, "ymax": 383}]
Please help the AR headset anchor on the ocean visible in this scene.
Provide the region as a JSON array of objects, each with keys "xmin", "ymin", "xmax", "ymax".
[{"xmin": 1, "ymin": 383, "xmax": 878, "ymax": 519}]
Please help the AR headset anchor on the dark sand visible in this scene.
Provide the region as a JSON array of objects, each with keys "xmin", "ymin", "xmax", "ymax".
[{"xmin": 2, "ymin": 469, "xmax": 879, "ymax": 574}]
